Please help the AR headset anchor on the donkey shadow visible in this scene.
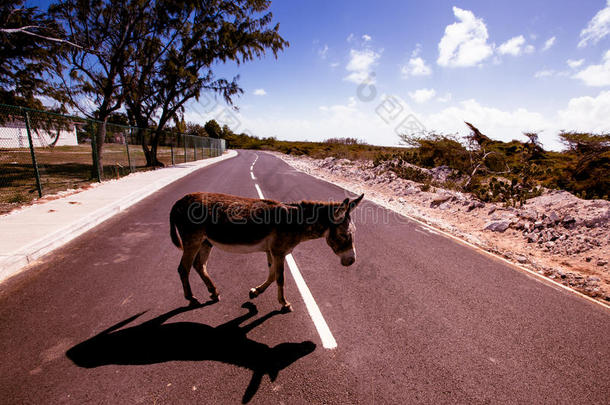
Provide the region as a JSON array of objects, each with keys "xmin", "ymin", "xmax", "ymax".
[{"xmin": 66, "ymin": 302, "xmax": 316, "ymax": 403}]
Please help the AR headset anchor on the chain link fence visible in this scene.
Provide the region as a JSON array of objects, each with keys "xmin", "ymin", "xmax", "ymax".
[{"xmin": 0, "ymin": 104, "xmax": 226, "ymax": 214}]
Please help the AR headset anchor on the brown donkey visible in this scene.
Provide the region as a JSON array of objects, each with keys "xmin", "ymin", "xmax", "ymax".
[{"xmin": 169, "ymin": 192, "xmax": 364, "ymax": 311}]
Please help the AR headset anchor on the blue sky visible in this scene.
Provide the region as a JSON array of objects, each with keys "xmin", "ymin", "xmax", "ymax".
[
  {"xmin": 30, "ymin": 0, "xmax": 610, "ymax": 149},
  {"xmin": 193, "ymin": 0, "xmax": 610, "ymax": 150}
]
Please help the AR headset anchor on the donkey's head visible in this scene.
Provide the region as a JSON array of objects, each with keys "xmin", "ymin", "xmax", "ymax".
[{"xmin": 326, "ymin": 194, "xmax": 364, "ymax": 267}]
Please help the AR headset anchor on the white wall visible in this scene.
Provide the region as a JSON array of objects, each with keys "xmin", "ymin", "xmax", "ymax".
[{"xmin": 0, "ymin": 121, "xmax": 78, "ymax": 148}]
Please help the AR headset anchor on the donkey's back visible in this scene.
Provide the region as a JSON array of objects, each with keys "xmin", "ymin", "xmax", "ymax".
[{"xmin": 170, "ymin": 192, "xmax": 289, "ymax": 249}]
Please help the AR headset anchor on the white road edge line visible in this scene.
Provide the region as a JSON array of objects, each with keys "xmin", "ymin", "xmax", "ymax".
[
  {"xmin": 250, "ymin": 172, "xmax": 256, "ymax": 180},
  {"xmin": 253, "ymin": 175, "xmax": 338, "ymax": 349}
]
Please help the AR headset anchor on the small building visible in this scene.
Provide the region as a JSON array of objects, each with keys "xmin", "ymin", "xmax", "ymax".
[{"xmin": 0, "ymin": 119, "xmax": 79, "ymax": 148}]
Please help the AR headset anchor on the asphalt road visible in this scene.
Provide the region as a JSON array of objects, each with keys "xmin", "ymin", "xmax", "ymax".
[{"xmin": 1, "ymin": 150, "xmax": 608, "ymax": 404}]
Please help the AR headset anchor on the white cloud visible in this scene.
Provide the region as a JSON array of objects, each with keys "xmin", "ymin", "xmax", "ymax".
[
  {"xmin": 557, "ymin": 90, "xmax": 610, "ymax": 133},
  {"xmin": 344, "ymin": 48, "xmax": 381, "ymax": 84},
  {"xmin": 437, "ymin": 6, "xmax": 494, "ymax": 67},
  {"xmin": 347, "ymin": 33, "xmax": 355, "ymax": 43},
  {"xmin": 425, "ymin": 92, "xmax": 610, "ymax": 150},
  {"xmin": 412, "ymin": 43, "xmax": 423, "ymax": 57},
  {"xmin": 498, "ymin": 35, "xmax": 526, "ymax": 56},
  {"xmin": 362, "ymin": 34, "xmax": 372, "ymax": 42},
  {"xmin": 534, "ymin": 69, "xmax": 556, "ymax": 78},
  {"xmin": 567, "ymin": 58, "xmax": 585, "ymax": 69},
  {"xmin": 408, "ymin": 88, "xmax": 436, "ymax": 103},
  {"xmin": 573, "ymin": 50, "xmax": 610, "ymax": 86},
  {"xmin": 578, "ymin": 0, "xmax": 610, "ymax": 47},
  {"xmin": 402, "ymin": 44, "xmax": 432, "ymax": 77},
  {"xmin": 524, "ymin": 44, "xmax": 535, "ymax": 54},
  {"xmin": 542, "ymin": 36, "xmax": 556, "ymax": 51},
  {"xmin": 437, "ymin": 93, "xmax": 452, "ymax": 103},
  {"xmin": 186, "ymin": 91, "xmax": 610, "ymax": 151},
  {"xmin": 426, "ymin": 99, "xmax": 549, "ymax": 142},
  {"xmin": 401, "ymin": 57, "xmax": 432, "ymax": 77},
  {"xmin": 330, "ymin": 62, "xmax": 340, "ymax": 68},
  {"xmin": 253, "ymin": 88, "xmax": 267, "ymax": 96},
  {"xmin": 318, "ymin": 44, "xmax": 329, "ymax": 59}
]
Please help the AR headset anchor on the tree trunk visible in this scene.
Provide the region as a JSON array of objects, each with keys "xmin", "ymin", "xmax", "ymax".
[
  {"xmin": 92, "ymin": 119, "xmax": 107, "ymax": 179},
  {"xmin": 140, "ymin": 129, "xmax": 164, "ymax": 167}
]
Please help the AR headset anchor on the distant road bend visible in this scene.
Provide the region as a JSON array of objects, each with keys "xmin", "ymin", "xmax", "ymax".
[{"xmin": 0, "ymin": 150, "xmax": 608, "ymax": 404}]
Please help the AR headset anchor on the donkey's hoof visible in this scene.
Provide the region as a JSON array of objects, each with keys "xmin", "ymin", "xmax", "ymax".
[
  {"xmin": 280, "ymin": 303, "xmax": 293, "ymax": 313},
  {"xmin": 210, "ymin": 293, "xmax": 220, "ymax": 302},
  {"xmin": 187, "ymin": 297, "xmax": 201, "ymax": 306},
  {"xmin": 249, "ymin": 288, "xmax": 258, "ymax": 299}
]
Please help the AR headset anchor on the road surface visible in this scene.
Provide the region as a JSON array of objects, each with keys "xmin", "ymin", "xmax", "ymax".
[{"xmin": 1, "ymin": 150, "xmax": 608, "ymax": 404}]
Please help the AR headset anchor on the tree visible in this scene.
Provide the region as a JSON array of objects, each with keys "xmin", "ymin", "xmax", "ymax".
[
  {"xmin": 186, "ymin": 122, "xmax": 208, "ymax": 137},
  {"xmin": 121, "ymin": 0, "xmax": 288, "ymax": 166},
  {"xmin": 50, "ymin": 0, "xmax": 154, "ymax": 178},
  {"xmin": 0, "ymin": 0, "xmax": 68, "ymax": 108},
  {"xmin": 204, "ymin": 119, "xmax": 223, "ymax": 139},
  {"xmin": 558, "ymin": 132, "xmax": 610, "ymax": 198}
]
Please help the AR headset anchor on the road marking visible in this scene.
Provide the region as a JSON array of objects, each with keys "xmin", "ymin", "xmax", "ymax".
[
  {"xmin": 414, "ymin": 228, "xmax": 430, "ymax": 236},
  {"xmin": 415, "ymin": 226, "xmax": 439, "ymax": 236},
  {"xmin": 254, "ymin": 183, "xmax": 264, "ymax": 199},
  {"xmin": 250, "ymin": 154, "xmax": 259, "ymax": 172},
  {"xmin": 285, "ymin": 254, "xmax": 338, "ymax": 349},
  {"xmin": 253, "ymin": 176, "xmax": 338, "ymax": 349},
  {"xmin": 250, "ymin": 172, "xmax": 256, "ymax": 180}
]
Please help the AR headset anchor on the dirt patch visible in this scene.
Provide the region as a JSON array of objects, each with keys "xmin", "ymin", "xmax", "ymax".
[{"xmin": 272, "ymin": 152, "xmax": 610, "ymax": 304}]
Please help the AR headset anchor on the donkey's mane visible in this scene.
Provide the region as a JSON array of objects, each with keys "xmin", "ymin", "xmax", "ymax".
[{"xmin": 284, "ymin": 200, "xmax": 344, "ymax": 229}]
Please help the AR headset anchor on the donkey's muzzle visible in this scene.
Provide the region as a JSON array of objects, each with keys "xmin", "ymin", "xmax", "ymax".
[{"xmin": 340, "ymin": 251, "xmax": 356, "ymax": 267}]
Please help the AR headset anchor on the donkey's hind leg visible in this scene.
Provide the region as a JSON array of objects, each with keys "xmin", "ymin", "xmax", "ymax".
[
  {"xmin": 178, "ymin": 243, "xmax": 200, "ymax": 305},
  {"xmin": 193, "ymin": 239, "xmax": 219, "ymax": 301},
  {"xmin": 249, "ymin": 250, "xmax": 276, "ymax": 299}
]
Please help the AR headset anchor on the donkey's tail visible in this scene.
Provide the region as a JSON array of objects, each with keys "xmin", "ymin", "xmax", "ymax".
[{"xmin": 169, "ymin": 203, "xmax": 183, "ymax": 250}]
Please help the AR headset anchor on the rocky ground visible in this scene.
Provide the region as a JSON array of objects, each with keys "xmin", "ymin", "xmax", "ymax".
[{"xmin": 271, "ymin": 152, "xmax": 610, "ymax": 304}]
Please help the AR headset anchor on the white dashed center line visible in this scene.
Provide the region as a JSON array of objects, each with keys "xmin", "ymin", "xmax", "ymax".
[{"xmin": 251, "ymin": 154, "xmax": 338, "ymax": 349}]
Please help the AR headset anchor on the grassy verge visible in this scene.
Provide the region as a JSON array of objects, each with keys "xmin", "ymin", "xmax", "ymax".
[{"xmin": 0, "ymin": 144, "xmax": 211, "ymax": 214}]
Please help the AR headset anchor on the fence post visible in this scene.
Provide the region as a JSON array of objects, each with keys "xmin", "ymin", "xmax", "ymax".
[
  {"xmin": 23, "ymin": 110, "xmax": 43, "ymax": 198},
  {"xmin": 125, "ymin": 128, "xmax": 133, "ymax": 173},
  {"xmin": 171, "ymin": 144, "xmax": 174, "ymax": 166},
  {"xmin": 90, "ymin": 124, "xmax": 102, "ymax": 182},
  {"xmin": 183, "ymin": 135, "xmax": 187, "ymax": 163}
]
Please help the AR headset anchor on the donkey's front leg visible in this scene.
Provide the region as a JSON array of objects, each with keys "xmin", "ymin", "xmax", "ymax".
[
  {"xmin": 273, "ymin": 254, "xmax": 292, "ymax": 312},
  {"xmin": 249, "ymin": 251, "xmax": 275, "ymax": 299}
]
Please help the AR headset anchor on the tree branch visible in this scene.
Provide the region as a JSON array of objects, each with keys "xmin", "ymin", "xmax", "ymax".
[{"xmin": 1, "ymin": 26, "xmax": 84, "ymax": 49}]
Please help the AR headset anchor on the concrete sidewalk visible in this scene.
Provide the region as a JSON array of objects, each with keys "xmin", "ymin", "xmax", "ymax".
[{"xmin": 0, "ymin": 150, "xmax": 237, "ymax": 283}]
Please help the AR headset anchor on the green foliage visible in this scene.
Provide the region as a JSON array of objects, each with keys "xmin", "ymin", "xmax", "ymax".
[
  {"xmin": 400, "ymin": 133, "xmax": 470, "ymax": 172},
  {"xmin": 186, "ymin": 122, "xmax": 208, "ymax": 138},
  {"xmin": 204, "ymin": 120, "xmax": 223, "ymax": 139},
  {"xmin": 0, "ymin": 0, "xmax": 66, "ymax": 106},
  {"xmin": 392, "ymin": 123, "xmax": 608, "ymax": 202},
  {"xmin": 119, "ymin": 0, "xmax": 288, "ymax": 165},
  {"xmin": 555, "ymin": 132, "xmax": 610, "ymax": 199}
]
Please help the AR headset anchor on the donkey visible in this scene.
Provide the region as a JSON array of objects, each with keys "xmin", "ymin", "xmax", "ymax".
[{"xmin": 169, "ymin": 192, "xmax": 364, "ymax": 311}]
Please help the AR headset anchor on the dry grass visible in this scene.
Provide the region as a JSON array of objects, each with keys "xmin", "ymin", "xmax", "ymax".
[{"xmin": 0, "ymin": 143, "xmax": 213, "ymax": 214}]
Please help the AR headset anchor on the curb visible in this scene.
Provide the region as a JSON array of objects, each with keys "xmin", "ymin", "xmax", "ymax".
[{"xmin": 0, "ymin": 150, "xmax": 238, "ymax": 284}]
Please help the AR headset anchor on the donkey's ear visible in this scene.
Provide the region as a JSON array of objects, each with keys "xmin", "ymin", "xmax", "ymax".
[
  {"xmin": 348, "ymin": 194, "xmax": 364, "ymax": 211},
  {"xmin": 333, "ymin": 198, "xmax": 350, "ymax": 222}
]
